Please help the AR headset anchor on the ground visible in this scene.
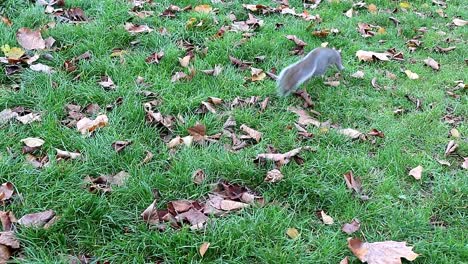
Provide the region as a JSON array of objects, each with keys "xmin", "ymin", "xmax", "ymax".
[{"xmin": 0, "ymin": 0, "xmax": 467, "ymax": 263}]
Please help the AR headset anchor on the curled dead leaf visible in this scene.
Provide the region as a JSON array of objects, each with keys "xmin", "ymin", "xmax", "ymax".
[
  {"xmin": 356, "ymin": 50, "xmax": 389, "ymax": 62},
  {"xmin": 264, "ymin": 169, "xmax": 283, "ymax": 183},
  {"xmin": 286, "ymin": 228, "xmax": 299, "ymax": 239},
  {"xmin": 76, "ymin": 115, "xmax": 108, "ymax": 135},
  {"xmin": 199, "ymin": 242, "xmax": 210, "ymax": 257},
  {"xmin": 348, "ymin": 238, "xmax": 419, "ymax": 264},
  {"xmin": 192, "ymin": 169, "xmax": 205, "ymax": 185},
  {"xmin": 18, "ymin": 210, "xmax": 56, "ymax": 228},
  {"xmin": 342, "ymin": 219, "xmax": 360, "ymax": 234},
  {"xmin": 409, "ymin": 165, "xmax": 423, "ymax": 180},
  {"xmin": 423, "ymin": 57, "xmax": 440, "ymax": 71},
  {"xmin": 16, "ymin": 28, "xmax": 45, "ymax": 50}
]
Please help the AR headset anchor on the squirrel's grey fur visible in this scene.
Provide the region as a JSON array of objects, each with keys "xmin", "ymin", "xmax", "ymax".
[{"xmin": 277, "ymin": 48, "xmax": 345, "ymax": 96}]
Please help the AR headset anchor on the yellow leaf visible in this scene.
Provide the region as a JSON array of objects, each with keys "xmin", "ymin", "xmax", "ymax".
[
  {"xmin": 186, "ymin": 17, "xmax": 197, "ymax": 28},
  {"xmin": 377, "ymin": 27, "xmax": 386, "ymax": 34},
  {"xmin": 110, "ymin": 49, "xmax": 127, "ymax": 57},
  {"xmin": 367, "ymin": 4, "xmax": 377, "ymax": 14},
  {"xmin": 194, "ymin": 4, "xmax": 212, "ymax": 14},
  {"xmin": 1, "ymin": 44, "xmax": 25, "ymax": 60},
  {"xmin": 199, "ymin": 242, "xmax": 210, "ymax": 257},
  {"xmin": 404, "ymin": 70, "xmax": 419, "ymax": 80},
  {"xmin": 286, "ymin": 228, "xmax": 299, "ymax": 239},
  {"xmin": 400, "ymin": 2, "xmax": 411, "ymax": 9}
]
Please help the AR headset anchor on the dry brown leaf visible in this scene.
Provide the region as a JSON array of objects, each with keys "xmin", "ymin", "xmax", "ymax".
[
  {"xmin": 264, "ymin": 169, "xmax": 283, "ymax": 183},
  {"xmin": 98, "ymin": 76, "xmax": 116, "ymax": 89},
  {"xmin": 250, "ymin": 67, "xmax": 266, "ymax": 81},
  {"xmin": 343, "ymin": 171, "xmax": 363, "ymax": 194},
  {"xmin": 286, "ymin": 228, "xmax": 299, "ymax": 239},
  {"xmin": 423, "ymin": 58, "xmax": 440, "ymax": 71},
  {"xmin": 201, "ymin": 65, "xmax": 222, "ymax": 76},
  {"xmin": 338, "ymin": 128, "xmax": 365, "ymax": 140},
  {"xmin": 404, "ymin": 70, "xmax": 419, "ymax": 80},
  {"xmin": 240, "ymin": 124, "xmax": 262, "ymax": 143},
  {"xmin": 16, "ymin": 28, "xmax": 45, "ymax": 50},
  {"xmin": 351, "ymin": 70, "xmax": 364, "ymax": 78},
  {"xmin": 0, "ymin": 183, "xmax": 14, "ymax": 202},
  {"xmin": 319, "ymin": 210, "xmax": 334, "ymax": 225},
  {"xmin": 356, "ymin": 50, "xmax": 390, "ymax": 62},
  {"xmin": 76, "ymin": 115, "xmax": 108, "ymax": 135},
  {"xmin": 178, "ymin": 55, "xmax": 191, "ymax": 68},
  {"xmin": 344, "ymin": 8, "xmax": 353, "ymax": 18},
  {"xmin": 0, "ymin": 211, "xmax": 16, "ymax": 231},
  {"xmin": 339, "ymin": 256, "xmax": 349, "ymax": 264},
  {"xmin": 409, "ymin": 165, "xmax": 423, "ymax": 180},
  {"xmin": 220, "ymin": 200, "xmax": 249, "ymax": 211},
  {"xmin": 444, "ymin": 140, "xmax": 458, "ymax": 156},
  {"xmin": 342, "ymin": 219, "xmax": 360, "ymax": 234},
  {"xmin": 188, "ymin": 123, "xmax": 206, "ymax": 142},
  {"xmin": 254, "ymin": 146, "xmax": 312, "ymax": 167},
  {"xmin": 25, "ymin": 154, "xmax": 49, "ymax": 169},
  {"xmin": 55, "ymin": 149, "xmax": 81, "ymax": 160},
  {"xmin": 452, "ymin": 18, "xmax": 467, "ymax": 26},
  {"xmin": 145, "ymin": 51, "xmax": 164, "ymax": 64},
  {"xmin": 288, "ymin": 107, "xmax": 320, "ymax": 127},
  {"xmin": 124, "ymin": 23, "xmax": 153, "ymax": 34},
  {"xmin": 194, "ymin": 5, "xmax": 212, "ymax": 13},
  {"xmin": 348, "ymin": 238, "xmax": 419, "ymax": 264},
  {"xmin": 199, "ymin": 242, "xmax": 210, "ymax": 257},
  {"xmin": 111, "ymin": 140, "xmax": 132, "ymax": 153},
  {"xmin": 171, "ymin": 71, "xmax": 188, "ymax": 82},
  {"xmin": 436, "ymin": 159, "xmax": 450, "ymax": 166},
  {"xmin": 30, "ymin": 63, "xmax": 55, "ymax": 74},
  {"xmin": 0, "ymin": 109, "xmax": 18, "ymax": 125},
  {"xmin": 18, "ymin": 210, "xmax": 56, "ymax": 228},
  {"xmin": 450, "ymin": 128, "xmax": 460, "ymax": 138},
  {"xmin": 192, "ymin": 169, "xmax": 205, "ymax": 185},
  {"xmin": 140, "ymin": 151, "xmax": 154, "ymax": 165},
  {"xmin": 20, "ymin": 137, "xmax": 44, "ymax": 148},
  {"xmin": 141, "ymin": 200, "xmax": 159, "ymax": 225},
  {"xmin": 367, "ymin": 4, "xmax": 377, "ymax": 13},
  {"xmin": 461, "ymin": 158, "xmax": 468, "ymax": 169},
  {"xmin": 16, "ymin": 113, "xmax": 41, "ymax": 124}
]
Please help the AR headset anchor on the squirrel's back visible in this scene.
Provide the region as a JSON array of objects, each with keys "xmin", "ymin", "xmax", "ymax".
[{"xmin": 277, "ymin": 48, "xmax": 344, "ymax": 96}]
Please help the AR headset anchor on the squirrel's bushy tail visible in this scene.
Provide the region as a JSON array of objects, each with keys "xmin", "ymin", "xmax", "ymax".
[{"xmin": 277, "ymin": 67, "xmax": 300, "ymax": 96}]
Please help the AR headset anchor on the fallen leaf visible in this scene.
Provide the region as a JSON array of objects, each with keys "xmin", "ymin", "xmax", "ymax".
[
  {"xmin": 368, "ymin": 129, "xmax": 385, "ymax": 138},
  {"xmin": 444, "ymin": 140, "xmax": 458, "ymax": 156},
  {"xmin": 344, "ymin": 8, "xmax": 353, "ymax": 18},
  {"xmin": 436, "ymin": 159, "xmax": 450, "ymax": 166},
  {"xmin": 15, "ymin": 113, "xmax": 41, "ymax": 124},
  {"xmin": 171, "ymin": 71, "xmax": 188, "ymax": 82},
  {"xmin": 435, "ymin": 46, "xmax": 456, "ymax": 53},
  {"xmin": 0, "ymin": 211, "xmax": 16, "ymax": 231},
  {"xmin": 288, "ymin": 107, "xmax": 321, "ymax": 127},
  {"xmin": 404, "ymin": 70, "xmax": 419, "ymax": 80},
  {"xmin": 264, "ymin": 169, "xmax": 283, "ymax": 183},
  {"xmin": 30, "ymin": 63, "xmax": 55, "ymax": 74},
  {"xmin": 199, "ymin": 242, "xmax": 210, "ymax": 257},
  {"xmin": 342, "ymin": 219, "xmax": 360, "ymax": 234},
  {"xmin": 141, "ymin": 200, "xmax": 159, "ymax": 225},
  {"xmin": 250, "ymin": 67, "xmax": 266, "ymax": 81},
  {"xmin": 146, "ymin": 51, "xmax": 165, "ymax": 64},
  {"xmin": 400, "ymin": 2, "xmax": 411, "ymax": 9},
  {"xmin": 0, "ymin": 183, "xmax": 14, "ymax": 202},
  {"xmin": 111, "ymin": 140, "xmax": 132, "ymax": 153},
  {"xmin": 450, "ymin": 128, "xmax": 460, "ymax": 138},
  {"xmin": 338, "ymin": 128, "xmax": 365, "ymax": 140},
  {"xmin": 356, "ymin": 50, "xmax": 390, "ymax": 62},
  {"xmin": 21, "ymin": 137, "xmax": 44, "ymax": 148},
  {"xmin": 16, "ymin": 28, "xmax": 45, "ymax": 50},
  {"xmin": 98, "ymin": 76, "xmax": 116, "ymax": 90},
  {"xmin": 348, "ymin": 238, "xmax": 419, "ymax": 264},
  {"xmin": 452, "ymin": 18, "xmax": 467, "ymax": 27},
  {"xmin": 220, "ymin": 200, "xmax": 249, "ymax": 211},
  {"xmin": 25, "ymin": 154, "xmax": 49, "ymax": 169},
  {"xmin": 409, "ymin": 165, "xmax": 423, "ymax": 180},
  {"xmin": 1, "ymin": 16, "xmax": 12, "ymax": 26},
  {"xmin": 286, "ymin": 228, "xmax": 299, "ymax": 239},
  {"xmin": 18, "ymin": 210, "xmax": 56, "ymax": 228},
  {"xmin": 423, "ymin": 58, "xmax": 440, "ymax": 70},
  {"xmin": 55, "ymin": 149, "xmax": 81, "ymax": 160},
  {"xmin": 178, "ymin": 55, "xmax": 191, "ymax": 68},
  {"xmin": 339, "ymin": 256, "xmax": 349, "ymax": 264},
  {"xmin": 192, "ymin": 169, "xmax": 205, "ymax": 185},
  {"xmin": 76, "ymin": 115, "xmax": 109, "ymax": 135},
  {"xmin": 1, "ymin": 45, "xmax": 24, "ymax": 60},
  {"xmin": 461, "ymin": 158, "xmax": 468, "ymax": 169},
  {"xmin": 140, "ymin": 151, "xmax": 154, "ymax": 165},
  {"xmin": 254, "ymin": 146, "xmax": 313, "ymax": 168},
  {"xmin": 319, "ymin": 210, "xmax": 334, "ymax": 225},
  {"xmin": 240, "ymin": 124, "xmax": 262, "ymax": 143},
  {"xmin": 201, "ymin": 65, "xmax": 222, "ymax": 76},
  {"xmin": 351, "ymin": 71, "xmax": 364, "ymax": 78},
  {"xmin": 343, "ymin": 171, "xmax": 363, "ymax": 194},
  {"xmin": 367, "ymin": 4, "xmax": 377, "ymax": 13},
  {"xmin": 124, "ymin": 23, "xmax": 153, "ymax": 34},
  {"xmin": 194, "ymin": 5, "xmax": 212, "ymax": 13}
]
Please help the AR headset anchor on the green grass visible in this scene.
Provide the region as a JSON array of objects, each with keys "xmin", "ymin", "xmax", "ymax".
[{"xmin": 1, "ymin": 0, "xmax": 467, "ymax": 263}]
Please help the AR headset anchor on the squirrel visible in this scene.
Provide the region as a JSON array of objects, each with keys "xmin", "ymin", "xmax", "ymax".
[{"xmin": 277, "ymin": 47, "xmax": 345, "ymax": 96}]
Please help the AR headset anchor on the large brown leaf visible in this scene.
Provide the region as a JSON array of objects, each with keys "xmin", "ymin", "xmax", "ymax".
[
  {"xmin": 18, "ymin": 210, "xmax": 56, "ymax": 228},
  {"xmin": 348, "ymin": 238, "xmax": 418, "ymax": 264},
  {"xmin": 16, "ymin": 28, "xmax": 45, "ymax": 50}
]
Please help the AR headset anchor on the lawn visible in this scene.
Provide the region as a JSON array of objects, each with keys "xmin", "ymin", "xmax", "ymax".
[{"xmin": 0, "ymin": 0, "xmax": 467, "ymax": 263}]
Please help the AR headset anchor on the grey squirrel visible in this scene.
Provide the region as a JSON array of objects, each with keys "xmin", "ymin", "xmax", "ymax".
[{"xmin": 277, "ymin": 47, "xmax": 345, "ymax": 96}]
